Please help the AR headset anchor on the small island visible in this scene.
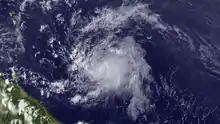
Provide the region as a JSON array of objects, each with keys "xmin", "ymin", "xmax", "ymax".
[{"xmin": 0, "ymin": 72, "xmax": 61, "ymax": 124}]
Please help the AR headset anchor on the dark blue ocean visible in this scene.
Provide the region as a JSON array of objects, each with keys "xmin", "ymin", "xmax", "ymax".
[{"xmin": 1, "ymin": 0, "xmax": 220, "ymax": 124}]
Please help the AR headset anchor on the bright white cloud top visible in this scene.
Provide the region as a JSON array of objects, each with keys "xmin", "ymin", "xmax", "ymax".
[
  {"xmin": 16, "ymin": 0, "xmax": 179, "ymax": 121},
  {"xmin": 70, "ymin": 36, "xmax": 153, "ymax": 120},
  {"xmin": 65, "ymin": 2, "xmax": 160, "ymax": 120}
]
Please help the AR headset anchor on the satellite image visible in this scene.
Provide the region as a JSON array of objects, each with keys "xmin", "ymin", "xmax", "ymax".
[{"xmin": 0, "ymin": 0, "xmax": 220, "ymax": 124}]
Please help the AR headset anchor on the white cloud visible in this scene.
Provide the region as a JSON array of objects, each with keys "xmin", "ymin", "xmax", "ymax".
[
  {"xmin": 49, "ymin": 81, "xmax": 66, "ymax": 94},
  {"xmin": 81, "ymin": 3, "xmax": 167, "ymax": 32},
  {"xmin": 39, "ymin": 25, "xmax": 48, "ymax": 32},
  {"xmin": 69, "ymin": 35, "xmax": 153, "ymax": 120},
  {"xmin": 70, "ymin": 94, "xmax": 83, "ymax": 104},
  {"xmin": 20, "ymin": 0, "xmax": 36, "ymax": 11},
  {"xmin": 10, "ymin": 119, "xmax": 22, "ymax": 124},
  {"xmin": 64, "ymin": 2, "xmax": 160, "ymax": 120}
]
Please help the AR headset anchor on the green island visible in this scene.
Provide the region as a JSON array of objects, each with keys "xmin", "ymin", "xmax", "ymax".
[
  {"xmin": 0, "ymin": 72, "xmax": 89, "ymax": 124},
  {"xmin": 0, "ymin": 72, "xmax": 61, "ymax": 124}
]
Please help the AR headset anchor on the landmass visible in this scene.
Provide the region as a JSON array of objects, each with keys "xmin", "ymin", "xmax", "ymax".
[{"xmin": 0, "ymin": 72, "xmax": 61, "ymax": 124}]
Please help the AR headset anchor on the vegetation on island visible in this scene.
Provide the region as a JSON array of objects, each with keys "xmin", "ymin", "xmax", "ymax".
[{"xmin": 0, "ymin": 72, "xmax": 61, "ymax": 124}]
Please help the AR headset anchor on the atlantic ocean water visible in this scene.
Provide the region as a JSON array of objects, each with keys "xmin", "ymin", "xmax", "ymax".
[{"xmin": 1, "ymin": 0, "xmax": 220, "ymax": 124}]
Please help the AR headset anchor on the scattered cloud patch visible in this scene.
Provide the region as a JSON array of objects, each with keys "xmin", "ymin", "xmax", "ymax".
[{"xmin": 20, "ymin": 0, "xmax": 36, "ymax": 11}]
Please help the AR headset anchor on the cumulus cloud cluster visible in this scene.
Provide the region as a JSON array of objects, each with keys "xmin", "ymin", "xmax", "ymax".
[
  {"xmin": 17, "ymin": 1, "xmax": 166, "ymax": 120},
  {"xmin": 65, "ymin": 2, "xmax": 161, "ymax": 120},
  {"xmin": 69, "ymin": 36, "xmax": 153, "ymax": 120}
]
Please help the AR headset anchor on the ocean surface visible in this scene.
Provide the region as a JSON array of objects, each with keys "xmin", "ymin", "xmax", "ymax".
[{"xmin": 1, "ymin": 0, "xmax": 220, "ymax": 124}]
